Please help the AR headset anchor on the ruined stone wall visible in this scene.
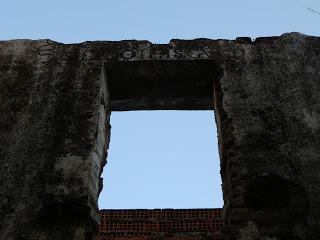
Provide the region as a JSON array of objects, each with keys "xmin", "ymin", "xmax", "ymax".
[
  {"xmin": 213, "ymin": 35, "xmax": 320, "ymax": 239},
  {"xmin": 0, "ymin": 33, "xmax": 320, "ymax": 240},
  {"xmin": 0, "ymin": 40, "xmax": 111, "ymax": 239}
]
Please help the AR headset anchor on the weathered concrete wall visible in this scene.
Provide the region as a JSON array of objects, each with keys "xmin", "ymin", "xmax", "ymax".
[
  {"xmin": 0, "ymin": 40, "xmax": 111, "ymax": 239},
  {"xmin": 213, "ymin": 34, "xmax": 320, "ymax": 240},
  {"xmin": 0, "ymin": 33, "xmax": 319, "ymax": 240}
]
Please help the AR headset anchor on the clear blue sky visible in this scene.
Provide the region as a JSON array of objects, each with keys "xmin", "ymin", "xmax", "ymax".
[{"xmin": 2, "ymin": 0, "xmax": 319, "ymax": 209}]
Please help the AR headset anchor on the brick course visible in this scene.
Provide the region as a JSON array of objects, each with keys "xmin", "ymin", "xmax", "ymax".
[{"xmin": 98, "ymin": 209, "xmax": 223, "ymax": 240}]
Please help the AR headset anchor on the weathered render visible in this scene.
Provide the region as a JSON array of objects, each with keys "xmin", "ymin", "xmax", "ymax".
[{"xmin": 0, "ymin": 33, "xmax": 319, "ymax": 240}]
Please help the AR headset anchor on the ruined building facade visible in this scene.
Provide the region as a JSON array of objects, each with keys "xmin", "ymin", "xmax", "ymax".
[{"xmin": 0, "ymin": 33, "xmax": 320, "ymax": 240}]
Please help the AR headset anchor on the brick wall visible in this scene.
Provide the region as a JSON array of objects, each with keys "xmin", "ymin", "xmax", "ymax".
[{"xmin": 98, "ymin": 209, "xmax": 223, "ymax": 240}]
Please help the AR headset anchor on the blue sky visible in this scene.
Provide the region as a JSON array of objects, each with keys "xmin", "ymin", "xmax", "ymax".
[
  {"xmin": 2, "ymin": 0, "xmax": 319, "ymax": 209},
  {"xmin": 105, "ymin": 111, "xmax": 220, "ymax": 209},
  {"xmin": 2, "ymin": 0, "xmax": 319, "ymax": 43}
]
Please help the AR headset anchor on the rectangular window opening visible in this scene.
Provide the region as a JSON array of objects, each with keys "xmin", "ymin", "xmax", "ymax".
[
  {"xmin": 99, "ymin": 111, "xmax": 223, "ymax": 210},
  {"xmin": 99, "ymin": 59, "xmax": 224, "ymax": 236}
]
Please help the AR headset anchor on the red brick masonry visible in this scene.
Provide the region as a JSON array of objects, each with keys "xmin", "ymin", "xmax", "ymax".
[{"xmin": 98, "ymin": 208, "xmax": 223, "ymax": 240}]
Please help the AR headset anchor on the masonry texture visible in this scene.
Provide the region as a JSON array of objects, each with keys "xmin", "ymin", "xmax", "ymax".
[
  {"xmin": 98, "ymin": 209, "xmax": 223, "ymax": 240},
  {"xmin": 0, "ymin": 33, "xmax": 320, "ymax": 240}
]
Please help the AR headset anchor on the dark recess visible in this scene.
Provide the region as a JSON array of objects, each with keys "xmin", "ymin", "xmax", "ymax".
[
  {"xmin": 106, "ymin": 60, "xmax": 218, "ymax": 111},
  {"xmin": 245, "ymin": 175, "xmax": 308, "ymax": 225}
]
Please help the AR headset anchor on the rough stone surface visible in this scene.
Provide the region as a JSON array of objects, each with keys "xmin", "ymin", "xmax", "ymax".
[
  {"xmin": 213, "ymin": 33, "xmax": 320, "ymax": 240},
  {"xmin": 0, "ymin": 33, "xmax": 320, "ymax": 240},
  {"xmin": 0, "ymin": 40, "xmax": 111, "ymax": 239}
]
